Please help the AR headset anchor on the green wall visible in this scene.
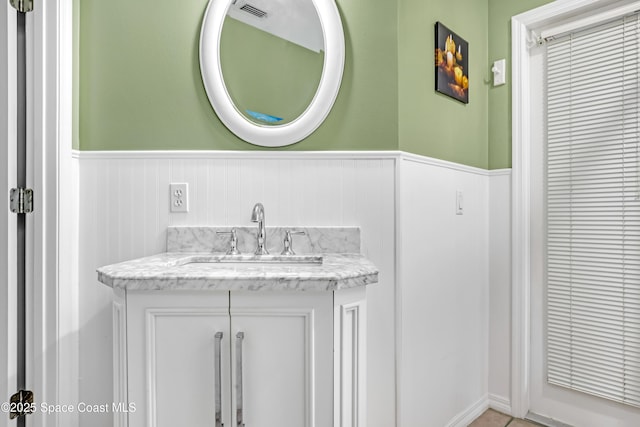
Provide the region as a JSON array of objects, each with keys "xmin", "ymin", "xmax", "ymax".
[
  {"xmin": 77, "ymin": 0, "xmax": 554, "ymax": 169},
  {"xmin": 398, "ymin": 0, "xmax": 489, "ymax": 169},
  {"xmin": 487, "ymin": 0, "xmax": 553, "ymax": 169},
  {"xmin": 78, "ymin": 0, "xmax": 397, "ymax": 151},
  {"xmin": 220, "ymin": 18, "xmax": 324, "ymax": 126}
]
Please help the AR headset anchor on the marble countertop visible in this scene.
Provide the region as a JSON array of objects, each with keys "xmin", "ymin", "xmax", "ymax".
[{"xmin": 97, "ymin": 252, "xmax": 379, "ymax": 292}]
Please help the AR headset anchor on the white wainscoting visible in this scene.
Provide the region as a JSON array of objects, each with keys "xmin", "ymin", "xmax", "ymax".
[
  {"xmin": 397, "ymin": 155, "xmax": 491, "ymax": 426},
  {"xmin": 75, "ymin": 150, "xmax": 506, "ymax": 427},
  {"xmin": 76, "ymin": 151, "xmax": 397, "ymax": 427},
  {"xmin": 488, "ymin": 170, "xmax": 513, "ymax": 415}
]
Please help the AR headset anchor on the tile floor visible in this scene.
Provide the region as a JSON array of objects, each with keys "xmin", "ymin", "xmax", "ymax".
[{"xmin": 468, "ymin": 409, "xmax": 543, "ymax": 427}]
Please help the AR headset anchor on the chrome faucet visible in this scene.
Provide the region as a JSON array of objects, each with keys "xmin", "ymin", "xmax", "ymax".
[{"xmin": 250, "ymin": 202, "xmax": 268, "ymax": 254}]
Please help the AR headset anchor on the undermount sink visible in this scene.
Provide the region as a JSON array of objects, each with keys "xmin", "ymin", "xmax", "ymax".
[
  {"xmin": 96, "ymin": 226, "xmax": 378, "ymax": 291},
  {"xmin": 177, "ymin": 254, "xmax": 323, "ymax": 268}
]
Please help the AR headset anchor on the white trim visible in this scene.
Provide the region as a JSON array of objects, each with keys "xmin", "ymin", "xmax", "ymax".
[
  {"xmin": 514, "ymin": 0, "xmax": 618, "ymax": 27},
  {"xmin": 57, "ymin": 0, "xmax": 79, "ymax": 425},
  {"xmin": 489, "ymin": 393, "xmax": 512, "ymax": 416},
  {"xmin": 399, "ymin": 152, "xmax": 492, "ymax": 176},
  {"xmin": 71, "ymin": 149, "xmax": 500, "ymax": 176},
  {"xmin": 525, "ymin": 412, "xmax": 574, "ymax": 427},
  {"xmin": 540, "ymin": 2, "xmax": 640, "ymax": 40},
  {"xmin": 29, "ymin": 0, "xmax": 77, "ymax": 426},
  {"xmin": 112, "ymin": 289, "xmax": 128, "ymax": 427},
  {"xmin": 338, "ymin": 303, "xmax": 363, "ymax": 427},
  {"xmin": 511, "ymin": 11, "xmax": 532, "ymax": 418},
  {"xmin": 445, "ymin": 394, "xmax": 489, "ymax": 427},
  {"xmin": 510, "ymin": 0, "xmax": 637, "ymax": 420},
  {"xmin": 488, "ymin": 168, "xmax": 512, "ymax": 177},
  {"xmin": 333, "ymin": 288, "xmax": 367, "ymax": 427},
  {"xmin": 71, "ymin": 149, "xmax": 403, "ymax": 160}
]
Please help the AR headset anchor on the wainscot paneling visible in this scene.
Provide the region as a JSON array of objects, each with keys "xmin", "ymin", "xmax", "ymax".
[
  {"xmin": 77, "ymin": 152, "xmax": 397, "ymax": 427},
  {"xmin": 76, "ymin": 150, "xmax": 505, "ymax": 427},
  {"xmin": 488, "ymin": 170, "xmax": 512, "ymax": 415},
  {"xmin": 397, "ymin": 156, "xmax": 490, "ymax": 426}
]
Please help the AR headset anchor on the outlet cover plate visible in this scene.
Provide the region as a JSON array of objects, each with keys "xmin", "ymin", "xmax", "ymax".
[{"xmin": 170, "ymin": 183, "xmax": 189, "ymax": 213}]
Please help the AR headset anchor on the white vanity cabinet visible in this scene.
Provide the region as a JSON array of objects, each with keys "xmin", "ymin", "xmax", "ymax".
[
  {"xmin": 113, "ymin": 288, "xmax": 366, "ymax": 427},
  {"xmin": 100, "ymin": 226, "xmax": 377, "ymax": 427}
]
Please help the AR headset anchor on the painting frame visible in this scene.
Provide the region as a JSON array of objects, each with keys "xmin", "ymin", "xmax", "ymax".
[{"xmin": 435, "ymin": 22, "xmax": 469, "ymax": 104}]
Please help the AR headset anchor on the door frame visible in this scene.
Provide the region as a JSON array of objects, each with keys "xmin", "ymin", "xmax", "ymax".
[
  {"xmin": 24, "ymin": 0, "xmax": 77, "ymax": 426},
  {"xmin": 511, "ymin": 0, "xmax": 639, "ymax": 419},
  {"xmin": 1, "ymin": 3, "xmax": 18, "ymax": 426}
]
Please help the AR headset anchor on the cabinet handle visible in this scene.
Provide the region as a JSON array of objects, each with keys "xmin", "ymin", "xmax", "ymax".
[
  {"xmin": 236, "ymin": 332, "xmax": 245, "ymax": 427},
  {"xmin": 215, "ymin": 332, "xmax": 224, "ymax": 427}
]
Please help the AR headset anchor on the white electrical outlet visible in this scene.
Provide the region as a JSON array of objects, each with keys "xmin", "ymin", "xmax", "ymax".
[
  {"xmin": 170, "ymin": 183, "xmax": 189, "ymax": 213},
  {"xmin": 456, "ymin": 190, "xmax": 464, "ymax": 215}
]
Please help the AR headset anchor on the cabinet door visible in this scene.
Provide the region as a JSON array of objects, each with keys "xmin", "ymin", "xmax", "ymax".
[
  {"xmin": 127, "ymin": 291, "xmax": 231, "ymax": 427},
  {"xmin": 230, "ymin": 291, "xmax": 333, "ymax": 427}
]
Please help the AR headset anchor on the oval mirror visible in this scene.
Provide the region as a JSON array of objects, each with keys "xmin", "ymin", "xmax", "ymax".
[{"xmin": 199, "ymin": 0, "xmax": 345, "ymax": 147}]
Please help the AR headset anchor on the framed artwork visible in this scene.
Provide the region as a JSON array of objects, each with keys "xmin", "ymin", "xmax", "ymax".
[{"xmin": 435, "ymin": 22, "xmax": 469, "ymax": 104}]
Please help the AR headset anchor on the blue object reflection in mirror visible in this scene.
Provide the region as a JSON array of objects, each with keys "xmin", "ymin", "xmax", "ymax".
[{"xmin": 246, "ymin": 110, "xmax": 283, "ymax": 123}]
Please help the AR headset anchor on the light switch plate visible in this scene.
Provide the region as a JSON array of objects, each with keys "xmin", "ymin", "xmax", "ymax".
[
  {"xmin": 492, "ymin": 59, "xmax": 506, "ymax": 86},
  {"xmin": 170, "ymin": 183, "xmax": 189, "ymax": 213},
  {"xmin": 456, "ymin": 190, "xmax": 464, "ymax": 215}
]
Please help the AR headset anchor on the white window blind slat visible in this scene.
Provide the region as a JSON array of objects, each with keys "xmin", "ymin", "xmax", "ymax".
[
  {"xmin": 549, "ymin": 285, "xmax": 640, "ymax": 300},
  {"xmin": 546, "ymin": 12, "xmax": 640, "ymax": 409},
  {"xmin": 549, "ymin": 116, "xmax": 640, "ymax": 130}
]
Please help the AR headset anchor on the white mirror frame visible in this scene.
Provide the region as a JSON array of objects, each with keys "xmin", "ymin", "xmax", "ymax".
[{"xmin": 199, "ymin": 0, "xmax": 345, "ymax": 147}]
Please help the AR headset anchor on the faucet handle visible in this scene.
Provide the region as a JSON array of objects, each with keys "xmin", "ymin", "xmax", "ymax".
[
  {"xmin": 216, "ymin": 228, "xmax": 240, "ymax": 255},
  {"xmin": 281, "ymin": 230, "xmax": 305, "ymax": 256}
]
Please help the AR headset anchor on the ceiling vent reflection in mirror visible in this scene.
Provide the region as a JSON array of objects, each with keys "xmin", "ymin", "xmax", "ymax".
[{"xmin": 239, "ymin": 3, "xmax": 267, "ymax": 18}]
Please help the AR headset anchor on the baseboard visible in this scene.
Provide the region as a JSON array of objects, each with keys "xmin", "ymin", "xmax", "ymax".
[
  {"xmin": 488, "ymin": 393, "xmax": 512, "ymax": 415},
  {"xmin": 445, "ymin": 394, "xmax": 489, "ymax": 427},
  {"xmin": 525, "ymin": 412, "xmax": 574, "ymax": 427}
]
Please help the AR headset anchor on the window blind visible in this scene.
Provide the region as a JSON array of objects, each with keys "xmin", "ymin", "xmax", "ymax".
[{"xmin": 546, "ymin": 14, "xmax": 640, "ymax": 408}]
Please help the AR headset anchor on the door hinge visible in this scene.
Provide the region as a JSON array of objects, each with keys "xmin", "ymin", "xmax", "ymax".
[
  {"xmin": 8, "ymin": 390, "xmax": 34, "ymax": 419},
  {"xmin": 9, "ymin": 0, "xmax": 33, "ymax": 13},
  {"xmin": 10, "ymin": 188, "xmax": 33, "ymax": 214}
]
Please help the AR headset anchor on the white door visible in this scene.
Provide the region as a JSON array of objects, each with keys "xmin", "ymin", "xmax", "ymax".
[
  {"xmin": 127, "ymin": 291, "xmax": 232, "ymax": 427},
  {"xmin": 0, "ymin": 2, "xmax": 17, "ymax": 427},
  {"xmin": 528, "ymin": 14, "xmax": 640, "ymax": 426},
  {"xmin": 230, "ymin": 292, "xmax": 333, "ymax": 427}
]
